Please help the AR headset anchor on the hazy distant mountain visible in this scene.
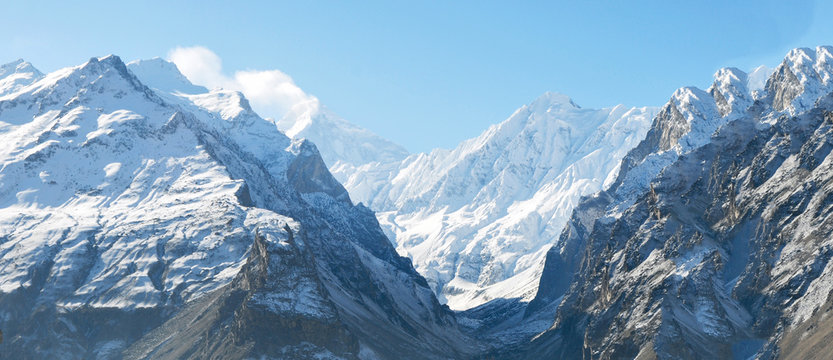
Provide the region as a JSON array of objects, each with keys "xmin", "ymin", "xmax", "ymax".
[{"xmin": 276, "ymin": 98, "xmax": 409, "ymax": 167}]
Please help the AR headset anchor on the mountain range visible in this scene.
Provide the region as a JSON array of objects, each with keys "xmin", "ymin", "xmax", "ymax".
[
  {"xmin": 0, "ymin": 55, "xmax": 471, "ymax": 359},
  {"xmin": 331, "ymin": 93, "xmax": 657, "ymax": 310},
  {"xmin": 3, "ymin": 46, "xmax": 833, "ymax": 359},
  {"xmin": 515, "ymin": 46, "xmax": 833, "ymax": 359}
]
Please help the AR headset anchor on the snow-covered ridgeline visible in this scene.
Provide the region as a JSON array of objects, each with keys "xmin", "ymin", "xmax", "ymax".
[
  {"xmin": 333, "ymin": 92, "xmax": 658, "ymax": 309},
  {"xmin": 0, "ymin": 55, "xmax": 472, "ymax": 358},
  {"xmin": 519, "ymin": 45, "xmax": 833, "ymax": 359}
]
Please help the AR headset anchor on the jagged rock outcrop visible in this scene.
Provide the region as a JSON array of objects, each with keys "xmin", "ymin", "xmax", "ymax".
[{"xmin": 515, "ymin": 46, "xmax": 833, "ymax": 359}]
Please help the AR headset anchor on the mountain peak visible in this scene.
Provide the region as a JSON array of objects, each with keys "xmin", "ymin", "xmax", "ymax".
[
  {"xmin": 1, "ymin": 58, "xmax": 41, "ymax": 77},
  {"xmin": 2, "ymin": 58, "xmax": 25, "ymax": 65},
  {"xmin": 87, "ymin": 54, "xmax": 124, "ymax": 68},
  {"xmin": 785, "ymin": 47, "xmax": 816, "ymax": 64},
  {"xmin": 127, "ymin": 57, "xmax": 207, "ymax": 94},
  {"xmin": 77, "ymin": 54, "xmax": 132, "ymax": 79},
  {"xmin": 778, "ymin": 46, "xmax": 833, "ymax": 85},
  {"xmin": 1, "ymin": 58, "xmax": 26, "ymax": 71},
  {"xmin": 0, "ymin": 58, "xmax": 44, "ymax": 96},
  {"xmin": 713, "ymin": 67, "xmax": 748, "ymax": 86},
  {"xmin": 276, "ymin": 97, "xmax": 409, "ymax": 167},
  {"xmin": 818, "ymin": 45, "xmax": 833, "ymax": 62},
  {"xmin": 670, "ymin": 86, "xmax": 713, "ymax": 111},
  {"xmin": 710, "ymin": 67, "xmax": 752, "ymax": 117},
  {"xmin": 332, "ymin": 87, "xmax": 657, "ymax": 310},
  {"xmin": 530, "ymin": 91, "xmax": 581, "ymax": 110},
  {"xmin": 764, "ymin": 45, "xmax": 833, "ymax": 112}
]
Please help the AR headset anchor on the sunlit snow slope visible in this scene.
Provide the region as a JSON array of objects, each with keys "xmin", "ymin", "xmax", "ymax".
[{"xmin": 333, "ymin": 93, "xmax": 658, "ymax": 309}]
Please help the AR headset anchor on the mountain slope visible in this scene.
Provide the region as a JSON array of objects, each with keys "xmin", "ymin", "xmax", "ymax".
[
  {"xmin": 333, "ymin": 92, "xmax": 657, "ymax": 309},
  {"xmin": 276, "ymin": 99, "xmax": 410, "ymax": 167},
  {"xmin": 0, "ymin": 56, "xmax": 473, "ymax": 359},
  {"xmin": 517, "ymin": 46, "xmax": 833, "ymax": 359}
]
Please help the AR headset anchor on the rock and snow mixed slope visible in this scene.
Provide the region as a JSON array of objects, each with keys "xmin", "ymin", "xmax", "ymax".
[
  {"xmin": 333, "ymin": 93, "xmax": 657, "ymax": 309},
  {"xmin": 162, "ymin": 53, "xmax": 657, "ymax": 311},
  {"xmin": 0, "ymin": 56, "xmax": 473, "ymax": 359},
  {"xmin": 9, "ymin": 44, "xmax": 833, "ymax": 360},
  {"xmin": 512, "ymin": 46, "xmax": 833, "ymax": 359}
]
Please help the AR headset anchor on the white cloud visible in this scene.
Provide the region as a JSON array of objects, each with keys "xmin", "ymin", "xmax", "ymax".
[
  {"xmin": 167, "ymin": 46, "xmax": 225, "ymax": 88},
  {"xmin": 167, "ymin": 46, "xmax": 317, "ymax": 120}
]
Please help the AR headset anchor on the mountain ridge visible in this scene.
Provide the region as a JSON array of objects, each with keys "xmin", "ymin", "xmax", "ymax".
[
  {"xmin": 332, "ymin": 90, "xmax": 658, "ymax": 310},
  {"xmin": 5, "ymin": 45, "xmax": 833, "ymax": 359},
  {"xmin": 513, "ymin": 45, "xmax": 833, "ymax": 359},
  {"xmin": 0, "ymin": 55, "xmax": 474, "ymax": 359}
]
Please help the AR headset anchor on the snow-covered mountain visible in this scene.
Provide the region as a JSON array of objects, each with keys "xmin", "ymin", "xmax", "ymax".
[
  {"xmin": 154, "ymin": 53, "xmax": 409, "ymax": 168},
  {"xmin": 510, "ymin": 46, "xmax": 833, "ymax": 359},
  {"xmin": 0, "ymin": 58, "xmax": 43, "ymax": 96},
  {"xmin": 10, "ymin": 44, "xmax": 833, "ymax": 359},
  {"xmin": 276, "ymin": 99, "xmax": 409, "ymax": 167},
  {"xmin": 126, "ymin": 58, "xmax": 208, "ymax": 95},
  {"xmin": 0, "ymin": 56, "xmax": 474, "ymax": 359},
  {"xmin": 333, "ymin": 92, "xmax": 658, "ymax": 309}
]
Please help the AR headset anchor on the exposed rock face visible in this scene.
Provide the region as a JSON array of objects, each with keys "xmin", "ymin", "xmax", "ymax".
[
  {"xmin": 0, "ymin": 56, "xmax": 473, "ymax": 359},
  {"xmin": 515, "ymin": 46, "xmax": 833, "ymax": 359},
  {"xmin": 768, "ymin": 65, "xmax": 802, "ymax": 112},
  {"xmin": 125, "ymin": 230, "xmax": 359, "ymax": 360}
]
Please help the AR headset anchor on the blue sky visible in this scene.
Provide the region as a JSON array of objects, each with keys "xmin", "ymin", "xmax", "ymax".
[{"xmin": 3, "ymin": 1, "xmax": 832, "ymax": 153}]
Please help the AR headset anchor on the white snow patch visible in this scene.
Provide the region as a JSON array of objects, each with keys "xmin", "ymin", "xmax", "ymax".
[{"xmin": 103, "ymin": 162, "xmax": 121, "ymax": 178}]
